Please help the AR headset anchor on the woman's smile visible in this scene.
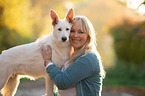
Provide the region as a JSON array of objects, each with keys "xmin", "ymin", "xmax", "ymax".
[{"xmin": 72, "ymin": 39, "xmax": 81, "ymax": 43}]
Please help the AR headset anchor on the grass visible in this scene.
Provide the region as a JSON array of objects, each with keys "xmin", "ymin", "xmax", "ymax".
[
  {"xmin": 103, "ymin": 60, "xmax": 145, "ymax": 88},
  {"xmin": 20, "ymin": 77, "xmax": 45, "ymax": 81}
]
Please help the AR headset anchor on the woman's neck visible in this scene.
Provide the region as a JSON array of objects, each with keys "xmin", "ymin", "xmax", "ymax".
[
  {"xmin": 73, "ymin": 49, "xmax": 80, "ymax": 55},
  {"xmin": 70, "ymin": 48, "xmax": 80, "ymax": 58},
  {"xmin": 74, "ymin": 48, "xmax": 82, "ymax": 53}
]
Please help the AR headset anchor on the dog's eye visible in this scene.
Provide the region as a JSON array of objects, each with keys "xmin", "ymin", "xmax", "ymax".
[
  {"xmin": 58, "ymin": 28, "xmax": 62, "ymax": 31},
  {"xmin": 66, "ymin": 28, "xmax": 69, "ymax": 31}
]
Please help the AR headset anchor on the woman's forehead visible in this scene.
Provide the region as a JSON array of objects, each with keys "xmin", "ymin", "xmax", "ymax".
[
  {"xmin": 72, "ymin": 21, "xmax": 82, "ymax": 29},
  {"xmin": 72, "ymin": 19, "xmax": 88, "ymax": 32}
]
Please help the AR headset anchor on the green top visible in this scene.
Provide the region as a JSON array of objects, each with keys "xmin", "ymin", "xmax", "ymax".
[{"xmin": 46, "ymin": 51, "xmax": 103, "ymax": 96}]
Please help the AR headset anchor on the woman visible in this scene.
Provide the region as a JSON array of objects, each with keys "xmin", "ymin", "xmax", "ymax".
[{"xmin": 41, "ymin": 16, "xmax": 105, "ymax": 96}]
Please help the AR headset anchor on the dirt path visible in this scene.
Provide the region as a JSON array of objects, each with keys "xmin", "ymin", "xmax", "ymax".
[{"xmin": 0, "ymin": 79, "xmax": 145, "ymax": 96}]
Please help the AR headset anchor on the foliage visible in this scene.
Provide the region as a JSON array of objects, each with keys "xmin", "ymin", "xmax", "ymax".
[
  {"xmin": 109, "ymin": 20, "xmax": 145, "ymax": 66},
  {"xmin": 1, "ymin": 0, "xmax": 33, "ymax": 37},
  {"xmin": 106, "ymin": 19, "xmax": 145, "ymax": 87},
  {"xmin": 104, "ymin": 60, "xmax": 145, "ymax": 87},
  {"xmin": 0, "ymin": 1, "xmax": 34, "ymax": 53},
  {"xmin": 0, "ymin": 26, "xmax": 34, "ymax": 53},
  {"xmin": 138, "ymin": 1, "xmax": 145, "ymax": 8}
]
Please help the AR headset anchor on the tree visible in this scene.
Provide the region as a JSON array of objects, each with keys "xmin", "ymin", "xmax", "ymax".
[{"xmin": 110, "ymin": 19, "xmax": 145, "ymax": 66}]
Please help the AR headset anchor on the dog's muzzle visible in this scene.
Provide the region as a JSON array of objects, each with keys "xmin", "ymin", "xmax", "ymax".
[{"xmin": 62, "ymin": 37, "xmax": 67, "ymax": 42}]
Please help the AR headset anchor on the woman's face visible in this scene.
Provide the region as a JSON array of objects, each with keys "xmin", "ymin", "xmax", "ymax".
[{"xmin": 69, "ymin": 20, "xmax": 88, "ymax": 51}]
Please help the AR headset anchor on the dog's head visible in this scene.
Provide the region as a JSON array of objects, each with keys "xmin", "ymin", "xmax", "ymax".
[{"xmin": 50, "ymin": 9, "xmax": 74, "ymax": 42}]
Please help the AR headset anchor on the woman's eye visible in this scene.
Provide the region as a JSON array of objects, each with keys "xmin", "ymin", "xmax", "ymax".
[
  {"xmin": 66, "ymin": 28, "xmax": 69, "ymax": 31},
  {"xmin": 58, "ymin": 28, "xmax": 62, "ymax": 31},
  {"xmin": 79, "ymin": 32, "xmax": 84, "ymax": 34},
  {"xmin": 70, "ymin": 30, "xmax": 74, "ymax": 32}
]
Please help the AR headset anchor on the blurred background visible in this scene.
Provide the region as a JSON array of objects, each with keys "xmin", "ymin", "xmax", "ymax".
[{"xmin": 0, "ymin": 0, "xmax": 145, "ymax": 96}]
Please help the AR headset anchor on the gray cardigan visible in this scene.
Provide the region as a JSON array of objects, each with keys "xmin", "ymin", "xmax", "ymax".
[{"xmin": 46, "ymin": 51, "xmax": 103, "ymax": 96}]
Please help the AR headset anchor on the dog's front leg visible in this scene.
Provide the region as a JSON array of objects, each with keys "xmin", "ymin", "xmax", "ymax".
[{"xmin": 46, "ymin": 74, "xmax": 54, "ymax": 96}]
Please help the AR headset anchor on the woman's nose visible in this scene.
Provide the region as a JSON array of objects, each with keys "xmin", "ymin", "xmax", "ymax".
[{"xmin": 73, "ymin": 32, "xmax": 79, "ymax": 37}]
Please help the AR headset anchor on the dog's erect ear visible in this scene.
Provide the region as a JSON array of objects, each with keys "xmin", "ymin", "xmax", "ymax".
[
  {"xmin": 66, "ymin": 9, "xmax": 74, "ymax": 23},
  {"xmin": 50, "ymin": 9, "xmax": 59, "ymax": 26}
]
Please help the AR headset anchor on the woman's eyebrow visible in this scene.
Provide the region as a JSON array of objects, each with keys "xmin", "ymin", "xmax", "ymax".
[{"xmin": 78, "ymin": 29, "xmax": 84, "ymax": 32}]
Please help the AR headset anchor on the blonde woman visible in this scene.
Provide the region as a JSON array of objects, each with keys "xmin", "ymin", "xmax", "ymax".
[{"xmin": 41, "ymin": 16, "xmax": 105, "ymax": 96}]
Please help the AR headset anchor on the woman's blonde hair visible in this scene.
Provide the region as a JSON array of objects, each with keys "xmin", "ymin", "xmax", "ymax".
[{"xmin": 68, "ymin": 16, "xmax": 105, "ymax": 78}]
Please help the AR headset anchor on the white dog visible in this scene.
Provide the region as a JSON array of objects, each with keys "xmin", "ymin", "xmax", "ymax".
[{"xmin": 0, "ymin": 9, "xmax": 73, "ymax": 96}]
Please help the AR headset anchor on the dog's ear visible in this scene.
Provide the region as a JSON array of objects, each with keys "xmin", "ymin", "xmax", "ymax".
[
  {"xmin": 66, "ymin": 9, "xmax": 74, "ymax": 23},
  {"xmin": 50, "ymin": 9, "xmax": 59, "ymax": 26}
]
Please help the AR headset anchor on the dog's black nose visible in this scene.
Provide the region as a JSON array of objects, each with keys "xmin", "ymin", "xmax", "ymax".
[{"xmin": 62, "ymin": 37, "xmax": 67, "ymax": 42}]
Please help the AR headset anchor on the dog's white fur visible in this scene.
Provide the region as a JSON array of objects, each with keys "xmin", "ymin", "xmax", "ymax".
[{"xmin": 0, "ymin": 9, "xmax": 73, "ymax": 96}]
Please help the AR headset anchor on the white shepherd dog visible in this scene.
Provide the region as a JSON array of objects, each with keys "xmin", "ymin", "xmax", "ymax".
[{"xmin": 0, "ymin": 9, "xmax": 74, "ymax": 96}]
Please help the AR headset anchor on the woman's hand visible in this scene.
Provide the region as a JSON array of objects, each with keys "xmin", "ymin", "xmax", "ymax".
[{"xmin": 41, "ymin": 45, "xmax": 52, "ymax": 66}]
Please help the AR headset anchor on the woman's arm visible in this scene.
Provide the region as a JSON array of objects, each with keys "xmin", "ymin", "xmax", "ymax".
[{"xmin": 46, "ymin": 53, "xmax": 100, "ymax": 90}]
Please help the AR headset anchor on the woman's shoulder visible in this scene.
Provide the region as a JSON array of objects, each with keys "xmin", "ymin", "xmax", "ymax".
[
  {"xmin": 80, "ymin": 51, "xmax": 96, "ymax": 56},
  {"xmin": 86, "ymin": 51, "xmax": 96, "ymax": 57},
  {"xmin": 83, "ymin": 51, "xmax": 98, "ymax": 59},
  {"xmin": 76, "ymin": 51, "xmax": 98, "ymax": 62}
]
